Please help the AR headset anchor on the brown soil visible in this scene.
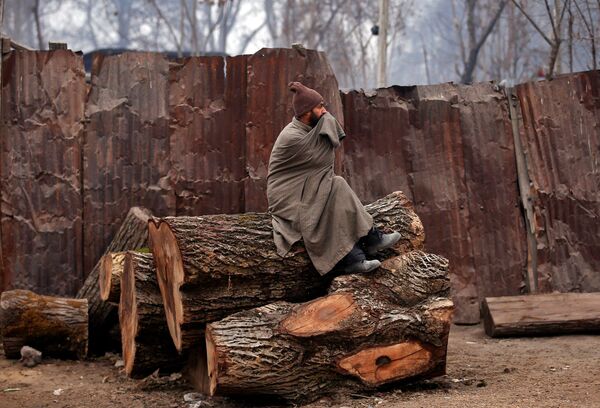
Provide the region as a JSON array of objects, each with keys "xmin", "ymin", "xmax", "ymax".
[{"xmin": 1, "ymin": 324, "xmax": 599, "ymax": 408}]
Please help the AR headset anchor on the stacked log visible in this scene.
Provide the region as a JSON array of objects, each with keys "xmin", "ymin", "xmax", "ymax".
[
  {"xmin": 118, "ymin": 251, "xmax": 184, "ymax": 378},
  {"xmin": 0, "ymin": 290, "xmax": 88, "ymax": 359},
  {"xmin": 203, "ymin": 251, "xmax": 453, "ymax": 402},
  {"xmin": 76, "ymin": 206, "xmax": 153, "ymax": 352},
  {"xmin": 148, "ymin": 191, "xmax": 425, "ymax": 352}
]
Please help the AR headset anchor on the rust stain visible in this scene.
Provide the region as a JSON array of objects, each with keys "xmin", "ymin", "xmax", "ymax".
[
  {"xmin": 0, "ymin": 50, "xmax": 85, "ymax": 296},
  {"xmin": 516, "ymin": 71, "xmax": 600, "ymax": 294}
]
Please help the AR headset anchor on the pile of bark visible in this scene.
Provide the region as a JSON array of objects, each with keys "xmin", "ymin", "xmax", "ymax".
[{"xmin": 0, "ymin": 192, "xmax": 454, "ymax": 403}]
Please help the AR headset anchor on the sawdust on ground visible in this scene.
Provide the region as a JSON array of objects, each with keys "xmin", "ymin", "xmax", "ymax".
[{"xmin": 1, "ymin": 324, "xmax": 599, "ymax": 408}]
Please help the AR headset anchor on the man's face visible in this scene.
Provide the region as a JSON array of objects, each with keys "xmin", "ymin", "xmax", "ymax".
[{"xmin": 309, "ymin": 102, "xmax": 327, "ymax": 126}]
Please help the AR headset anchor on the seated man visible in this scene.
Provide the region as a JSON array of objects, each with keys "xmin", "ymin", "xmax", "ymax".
[{"xmin": 267, "ymin": 81, "xmax": 400, "ymax": 275}]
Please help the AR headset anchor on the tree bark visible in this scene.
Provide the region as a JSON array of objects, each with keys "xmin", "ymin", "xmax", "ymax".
[
  {"xmin": 204, "ymin": 251, "xmax": 452, "ymax": 402},
  {"xmin": 76, "ymin": 206, "xmax": 152, "ymax": 353},
  {"xmin": 99, "ymin": 252, "xmax": 127, "ymax": 303},
  {"xmin": 148, "ymin": 191, "xmax": 425, "ymax": 352},
  {"xmin": 119, "ymin": 251, "xmax": 184, "ymax": 378},
  {"xmin": 0, "ymin": 290, "xmax": 88, "ymax": 359}
]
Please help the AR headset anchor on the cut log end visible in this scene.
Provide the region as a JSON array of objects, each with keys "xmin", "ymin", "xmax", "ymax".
[
  {"xmin": 338, "ymin": 341, "xmax": 434, "ymax": 386},
  {"xmin": 148, "ymin": 219, "xmax": 185, "ymax": 352},
  {"xmin": 119, "ymin": 254, "xmax": 139, "ymax": 377},
  {"xmin": 206, "ymin": 327, "xmax": 218, "ymax": 396},
  {"xmin": 279, "ymin": 293, "xmax": 357, "ymax": 337},
  {"xmin": 99, "ymin": 252, "xmax": 126, "ymax": 303}
]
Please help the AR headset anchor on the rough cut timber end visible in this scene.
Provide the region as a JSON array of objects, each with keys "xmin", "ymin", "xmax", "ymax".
[
  {"xmin": 279, "ymin": 293, "xmax": 358, "ymax": 337},
  {"xmin": 338, "ymin": 340, "xmax": 434, "ymax": 386},
  {"xmin": 147, "ymin": 218, "xmax": 185, "ymax": 352},
  {"xmin": 119, "ymin": 252, "xmax": 140, "ymax": 377},
  {"xmin": 99, "ymin": 252, "xmax": 127, "ymax": 303}
]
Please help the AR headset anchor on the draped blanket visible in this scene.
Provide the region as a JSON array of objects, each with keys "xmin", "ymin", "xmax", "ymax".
[{"xmin": 267, "ymin": 113, "xmax": 373, "ymax": 275}]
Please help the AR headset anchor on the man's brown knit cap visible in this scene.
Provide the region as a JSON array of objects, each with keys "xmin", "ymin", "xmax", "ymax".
[{"xmin": 288, "ymin": 82, "xmax": 324, "ymax": 117}]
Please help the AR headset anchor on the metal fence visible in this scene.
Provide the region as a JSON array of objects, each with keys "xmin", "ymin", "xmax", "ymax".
[{"xmin": 1, "ymin": 48, "xmax": 598, "ymax": 323}]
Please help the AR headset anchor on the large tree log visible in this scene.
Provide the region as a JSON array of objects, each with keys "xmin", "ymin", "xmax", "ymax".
[
  {"xmin": 204, "ymin": 251, "xmax": 452, "ymax": 402},
  {"xmin": 148, "ymin": 191, "xmax": 424, "ymax": 352},
  {"xmin": 0, "ymin": 290, "xmax": 88, "ymax": 359},
  {"xmin": 481, "ymin": 292, "xmax": 600, "ymax": 337},
  {"xmin": 119, "ymin": 251, "xmax": 184, "ymax": 378},
  {"xmin": 76, "ymin": 206, "xmax": 152, "ymax": 353},
  {"xmin": 99, "ymin": 252, "xmax": 127, "ymax": 303}
]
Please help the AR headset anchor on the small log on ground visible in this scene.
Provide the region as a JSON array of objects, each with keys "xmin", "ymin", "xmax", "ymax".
[
  {"xmin": 481, "ymin": 292, "xmax": 600, "ymax": 337},
  {"xmin": 203, "ymin": 251, "xmax": 453, "ymax": 402},
  {"xmin": 149, "ymin": 191, "xmax": 424, "ymax": 352},
  {"xmin": 76, "ymin": 206, "xmax": 152, "ymax": 352},
  {"xmin": 0, "ymin": 290, "xmax": 88, "ymax": 359},
  {"xmin": 119, "ymin": 251, "xmax": 184, "ymax": 378},
  {"xmin": 99, "ymin": 252, "xmax": 127, "ymax": 303}
]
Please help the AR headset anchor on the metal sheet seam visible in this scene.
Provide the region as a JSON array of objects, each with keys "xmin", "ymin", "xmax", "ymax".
[{"xmin": 505, "ymin": 86, "xmax": 538, "ymax": 293}]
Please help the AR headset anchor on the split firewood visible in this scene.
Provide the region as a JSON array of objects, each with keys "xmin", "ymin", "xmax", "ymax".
[
  {"xmin": 203, "ymin": 251, "xmax": 453, "ymax": 402},
  {"xmin": 0, "ymin": 290, "xmax": 88, "ymax": 359},
  {"xmin": 99, "ymin": 252, "xmax": 127, "ymax": 303},
  {"xmin": 119, "ymin": 251, "xmax": 184, "ymax": 378},
  {"xmin": 148, "ymin": 191, "xmax": 425, "ymax": 352},
  {"xmin": 76, "ymin": 206, "xmax": 153, "ymax": 352}
]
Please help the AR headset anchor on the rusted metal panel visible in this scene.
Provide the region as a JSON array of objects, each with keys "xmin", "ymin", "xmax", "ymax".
[
  {"xmin": 83, "ymin": 52, "xmax": 175, "ymax": 276},
  {"xmin": 447, "ymin": 84, "xmax": 527, "ymax": 305},
  {"xmin": 341, "ymin": 83, "xmax": 527, "ymax": 323},
  {"xmin": 168, "ymin": 55, "xmax": 247, "ymax": 216},
  {"xmin": 244, "ymin": 48, "xmax": 344, "ymax": 212},
  {"xmin": 0, "ymin": 50, "xmax": 85, "ymax": 295},
  {"xmin": 516, "ymin": 71, "xmax": 600, "ymax": 293}
]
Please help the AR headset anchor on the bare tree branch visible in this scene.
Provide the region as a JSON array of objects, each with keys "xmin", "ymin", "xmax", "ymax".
[{"xmin": 511, "ymin": 0, "xmax": 554, "ymax": 46}]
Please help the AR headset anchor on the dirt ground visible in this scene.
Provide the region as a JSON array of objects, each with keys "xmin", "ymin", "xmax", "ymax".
[{"xmin": 1, "ymin": 324, "xmax": 599, "ymax": 408}]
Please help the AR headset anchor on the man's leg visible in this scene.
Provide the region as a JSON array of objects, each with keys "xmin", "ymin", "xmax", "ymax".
[
  {"xmin": 338, "ymin": 244, "xmax": 380, "ymax": 273},
  {"xmin": 361, "ymin": 227, "xmax": 401, "ymax": 256}
]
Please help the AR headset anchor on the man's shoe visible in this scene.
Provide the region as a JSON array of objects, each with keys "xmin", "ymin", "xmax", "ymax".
[
  {"xmin": 343, "ymin": 259, "xmax": 381, "ymax": 274},
  {"xmin": 365, "ymin": 228, "xmax": 401, "ymax": 256}
]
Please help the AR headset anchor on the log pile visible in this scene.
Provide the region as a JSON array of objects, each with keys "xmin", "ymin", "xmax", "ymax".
[
  {"xmin": 0, "ymin": 191, "xmax": 453, "ymax": 404},
  {"xmin": 148, "ymin": 191, "xmax": 425, "ymax": 353},
  {"xmin": 76, "ymin": 206, "xmax": 153, "ymax": 353}
]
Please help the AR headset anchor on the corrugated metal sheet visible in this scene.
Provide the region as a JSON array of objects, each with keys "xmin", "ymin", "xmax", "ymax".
[
  {"xmin": 0, "ymin": 47, "xmax": 597, "ymax": 323},
  {"xmin": 84, "ymin": 52, "xmax": 175, "ymax": 275},
  {"xmin": 0, "ymin": 50, "xmax": 85, "ymax": 295},
  {"xmin": 341, "ymin": 83, "xmax": 527, "ymax": 323},
  {"xmin": 168, "ymin": 55, "xmax": 247, "ymax": 216},
  {"xmin": 516, "ymin": 71, "xmax": 600, "ymax": 293},
  {"xmin": 244, "ymin": 48, "xmax": 344, "ymax": 211}
]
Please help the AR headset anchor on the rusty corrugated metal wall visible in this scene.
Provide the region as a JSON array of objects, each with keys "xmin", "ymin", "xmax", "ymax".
[
  {"xmin": 244, "ymin": 48, "xmax": 344, "ymax": 211},
  {"xmin": 516, "ymin": 71, "xmax": 600, "ymax": 294},
  {"xmin": 0, "ymin": 50, "xmax": 85, "ymax": 296},
  {"xmin": 341, "ymin": 83, "xmax": 528, "ymax": 323},
  {"xmin": 0, "ymin": 48, "xmax": 598, "ymax": 324},
  {"xmin": 84, "ymin": 52, "xmax": 175, "ymax": 275}
]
